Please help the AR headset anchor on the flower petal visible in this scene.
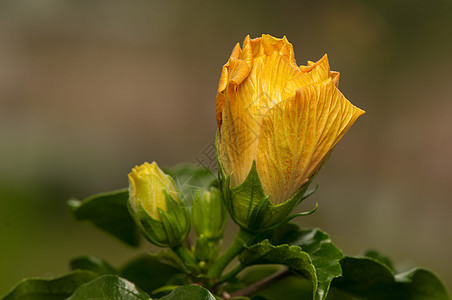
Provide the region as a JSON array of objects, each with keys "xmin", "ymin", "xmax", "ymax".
[
  {"xmin": 217, "ymin": 35, "xmax": 299, "ymax": 130},
  {"xmin": 216, "ymin": 56, "xmax": 252, "ymax": 129},
  {"xmin": 242, "ymin": 35, "xmax": 297, "ymax": 65},
  {"xmin": 218, "ymin": 86, "xmax": 260, "ymax": 187},
  {"xmin": 281, "ymin": 54, "xmax": 332, "ymax": 100},
  {"xmin": 331, "ymin": 71, "xmax": 340, "ymax": 87},
  {"xmin": 256, "ymin": 78, "xmax": 364, "ymax": 204},
  {"xmin": 218, "ymin": 39, "xmax": 302, "ymax": 187}
]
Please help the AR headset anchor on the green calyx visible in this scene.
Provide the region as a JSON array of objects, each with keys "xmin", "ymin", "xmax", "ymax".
[
  {"xmin": 220, "ymin": 160, "xmax": 315, "ymax": 232},
  {"xmin": 129, "ymin": 192, "xmax": 190, "ymax": 247}
]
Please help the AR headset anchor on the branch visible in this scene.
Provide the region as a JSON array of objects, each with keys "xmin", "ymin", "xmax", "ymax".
[{"xmin": 229, "ymin": 268, "xmax": 290, "ymax": 298}]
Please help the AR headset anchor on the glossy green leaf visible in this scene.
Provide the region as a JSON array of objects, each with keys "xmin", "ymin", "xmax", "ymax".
[
  {"xmin": 1, "ymin": 270, "xmax": 99, "ymax": 300},
  {"xmin": 362, "ymin": 249, "xmax": 394, "ymax": 271},
  {"xmin": 227, "ymin": 265, "xmax": 312, "ymax": 300},
  {"xmin": 223, "ymin": 265, "xmax": 279, "ymax": 295},
  {"xmin": 120, "ymin": 255, "xmax": 182, "ymax": 295},
  {"xmin": 165, "ymin": 164, "xmax": 218, "ymax": 205},
  {"xmin": 68, "ymin": 188, "xmax": 141, "ymax": 247},
  {"xmin": 149, "ymin": 250, "xmax": 190, "ymax": 274},
  {"xmin": 266, "ymin": 223, "xmax": 301, "ymax": 245},
  {"xmin": 396, "ymin": 268, "xmax": 450, "ymax": 300},
  {"xmin": 291, "ymin": 228, "xmax": 343, "ymax": 300},
  {"xmin": 67, "ymin": 275, "xmax": 150, "ymax": 300},
  {"xmin": 239, "ymin": 240, "xmax": 317, "ymax": 298},
  {"xmin": 70, "ymin": 255, "xmax": 118, "ymax": 275},
  {"xmin": 332, "ymin": 256, "xmax": 450, "ymax": 300},
  {"xmin": 266, "ymin": 225, "xmax": 343, "ymax": 300},
  {"xmin": 251, "ymin": 276, "xmax": 312, "ymax": 300},
  {"xmin": 151, "ymin": 285, "xmax": 180, "ymax": 298},
  {"xmin": 160, "ymin": 285, "xmax": 216, "ymax": 300}
]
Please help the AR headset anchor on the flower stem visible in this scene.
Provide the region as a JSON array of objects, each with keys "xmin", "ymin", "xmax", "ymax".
[
  {"xmin": 172, "ymin": 243, "xmax": 200, "ymax": 273},
  {"xmin": 219, "ymin": 264, "xmax": 245, "ymax": 284},
  {"xmin": 207, "ymin": 228, "xmax": 255, "ymax": 279}
]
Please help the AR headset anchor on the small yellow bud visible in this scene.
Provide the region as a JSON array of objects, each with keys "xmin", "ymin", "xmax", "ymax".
[
  {"xmin": 128, "ymin": 162, "xmax": 180, "ymax": 221},
  {"xmin": 128, "ymin": 161, "xmax": 190, "ymax": 247}
]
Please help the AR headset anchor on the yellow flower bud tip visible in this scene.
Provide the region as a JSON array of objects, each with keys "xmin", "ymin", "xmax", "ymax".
[
  {"xmin": 128, "ymin": 161, "xmax": 180, "ymax": 221},
  {"xmin": 217, "ymin": 34, "xmax": 365, "ymax": 205}
]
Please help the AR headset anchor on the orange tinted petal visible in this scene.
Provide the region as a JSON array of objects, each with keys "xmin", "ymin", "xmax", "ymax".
[
  {"xmin": 261, "ymin": 35, "xmax": 297, "ymax": 67},
  {"xmin": 303, "ymin": 79, "xmax": 364, "ymax": 178},
  {"xmin": 216, "ymin": 50, "xmax": 252, "ymax": 129},
  {"xmin": 219, "ymin": 52, "xmax": 301, "ymax": 185},
  {"xmin": 331, "ymin": 71, "xmax": 340, "ymax": 87},
  {"xmin": 281, "ymin": 54, "xmax": 331, "ymax": 100},
  {"xmin": 257, "ymin": 78, "xmax": 364, "ymax": 204},
  {"xmin": 256, "ymin": 94, "xmax": 316, "ymax": 205},
  {"xmin": 218, "ymin": 87, "xmax": 260, "ymax": 187}
]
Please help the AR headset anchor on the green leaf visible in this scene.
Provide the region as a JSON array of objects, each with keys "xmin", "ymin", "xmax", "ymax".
[
  {"xmin": 362, "ymin": 249, "xmax": 394, "ymax": 271},
  {"xmin": 228, "ymin": 266, "xmax": 313, "ymax": 300},
  {"xmin": 68, "ymin": 188, "xmax": 141, "ymax": 247},
  {"xmin": 151, "ymin": 285, "xmax": 180, "ymax": 298},
  {"xmin": 120, "ymin": 255, "xmax": 182, "ymax": 295},
  {"xmin": 226, "ymin": 265, "xmax": 281, "ymax": 294},
  {"xmin": 1, "ymin": 270, "xmax": 99, "ymax": 300},
  {"xmin": 239, "ymin": 240, "xmax": 317, "ymax": 297},
  {"xmin": 165, "ymin": 164, "xmax": 218, "ymax": 205},
  {"xmin": 266, "ymin": 225, "xmax": 343, "ymax": 300},
  {"xmin": 291, "ymin": 228, "xmax": 343, "ymax": 300},
  {"xmin": 67, "ymin": 275, "xmax": 150, "ymax": 300},
  {"xmin": 160, "ymin": 285, "xmax": 216, "ymax": 300},
  {"xmin": 396, "ymin": 268, "xmax": 450, "ymax": 300},
  {"xmin": 266, "ymin": 223, "xmax": 301, "ymax": 245},
  {"xmin": 149, "ymin": 250, "xmax": 190, "ymax": 274},
  {"xmin": 332, "ymin": 256, "xmax": 450, "ymax": 300},
  {"xmin": 70, "ymin": 255, "xmax": 118, "ymax": 275},
  {"xmin": 252, "ymin": 276, "xmax": 313, "ymax": 300}
]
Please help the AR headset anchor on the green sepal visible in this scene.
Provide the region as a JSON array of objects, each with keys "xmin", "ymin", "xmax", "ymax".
[
  {"xmin": 67, "ymin": 275, "xmax": 150, "ymax": 300},
  {"xmin": 131, "ymin": 192, "xmax": 190, "ymax": 247},
  {"xmin": 194, "ymin": 234, "xmax": 222, "ymax": 263},
  {"xmin": 1, "ymin": 270, "xmax": 99, "ymax": 300},
  {"xmin": 239, "ymin": 240, "xmax": 317, "ymax": 297},
  {"xmin": 220, "ymin": 160, "xmax": 312, "ymax": 232},
  {"xmin": 68, "ymin": 188, "xmax": 140, "ymax": 247}
]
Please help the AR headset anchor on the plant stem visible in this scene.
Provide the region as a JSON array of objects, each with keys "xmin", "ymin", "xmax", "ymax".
[
  {"xmin": 207, "ymin": 228, "xmax": 255, "ymax": 279},
  {"xmin": 230, "ymin": 268, "xmax": 290, "ymax": 298},
  {"xmin": 172, "ymin": 243, "xmax": 200, "ymax": 273},
  {"xmin": 219, "ymin": 264, "xmax": 245, "ymax": 284}
]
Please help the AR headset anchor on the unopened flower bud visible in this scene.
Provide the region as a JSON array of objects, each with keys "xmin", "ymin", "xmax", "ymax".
[
  {"xmin": 191, "ymin": 188, "xmax": 226, "ymax": 240},
  {"xmin": 216, "ymin": 35, "xmax": 364, "ymax": 231},
  {"xmin": 128, "ymin": 162, "xmax": 190, "ymax": 247}
]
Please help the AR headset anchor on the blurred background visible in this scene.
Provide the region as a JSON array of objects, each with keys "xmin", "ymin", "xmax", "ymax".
[{"xmin": 1, "ymin": 0, "xmax": 451, "ymax": 295}]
